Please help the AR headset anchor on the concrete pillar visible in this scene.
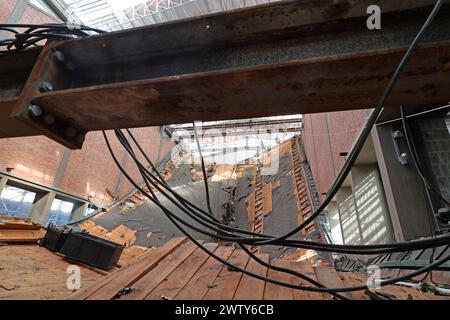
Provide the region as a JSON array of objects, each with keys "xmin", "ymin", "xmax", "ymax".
[
  {"xmin": 29, "ymin": 191, "xmax": 56, "ymax": 225},
  {"xmin": 53, "ymin": 148, "xmax": 71, "ymax": 188},
  {"xmin": 71, "ymin": 202, "xmax": 88, "ymax": 221},
  {"xmin": 350, "ymin": 164, "xmax": 394, "ymax": 244},
  {"xmin": 336, "ymin": 187, "xmax": 363, "ymax": 245}
]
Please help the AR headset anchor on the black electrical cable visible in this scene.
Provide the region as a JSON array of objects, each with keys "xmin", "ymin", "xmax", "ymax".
[
  {"xmin": 0, "ymin": 23, "xmax": 104, "ymax": 33},
  {"xmin": 125, "ymin": 130, "xmax": 275, "ymax": 238},
  {"xmin": 400, "ymin": 106, "xmax": 450, "ymax": 207},
  {"xmin": 115, "ymin": 128, "xmax": 450, "ymax": 255},
  {"xmin": 104, "ymin": 130, "xmax": 450, "ymax": 295},
  {"xmin": 193, "ymin": 122, "xmax": 214, "ymax": 216},
  {"xmin": 0, "ymin": 23, "xmax": 105, "ymax": 56},
  {"xmin": 106, "ymin": 131, "xmax": 347, "ymax": 299}
]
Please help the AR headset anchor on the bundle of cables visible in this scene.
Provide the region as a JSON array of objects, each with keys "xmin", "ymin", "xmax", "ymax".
[
  {"xmin": 0, "ymin": 23, "xmax": 105, "ymax": 56},
  {"xmin": 97, "ymin": 0, "xmax": 450, "ymax": 299}
]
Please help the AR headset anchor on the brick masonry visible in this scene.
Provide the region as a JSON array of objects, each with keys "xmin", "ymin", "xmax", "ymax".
[
  {"xmin": 0, "ymin": 2, "xmax": 174, "ymax": 205},
  {"xmin": 413, "ymin": 116, "xmax": 450, "ymax": 201}
]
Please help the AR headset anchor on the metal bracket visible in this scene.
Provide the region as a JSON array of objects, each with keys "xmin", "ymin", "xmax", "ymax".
[{"xmin": 391, "ymin": 129, "xmax": 408, "ymax": 165}]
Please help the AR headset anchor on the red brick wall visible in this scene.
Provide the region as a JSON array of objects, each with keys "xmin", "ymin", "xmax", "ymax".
[
  {"xmin": 327, "ymin": 110, "xmax": 369, "ymax": 173},
  {"xmin": 59, "ymin": 128, "xmax": 174, "ymax": 205},
  {"xmin": 302, "ymin": 109, "xmax": 369, "ymax": 201},
  {"xmin": 0, "ymin": 2, "xmax": 64, "ymax": 186},
  {"xmin": 59, "ymin": 130, "xmax": 125, "ymax": 206},
  {"xmin": 0, "ymin": 136, "xmax": 65, "ymax": 185},
  {"xmin": 1, "ymin": 1, "xmax": 60, "ymax": 24},
  {"xmin": 19, "ymin": 3, "xmax": 59, "ymax": 24},
  {"xmin": 303, "ymin": 113, "xmax": 336, "ymax": 198},
  {"xmin": 0, "ymin": 0, "xmax": 16, "ymax": 22},
  {"xmin": 0, "ymin": 1, "xmax": 175, "ymax": 206}
]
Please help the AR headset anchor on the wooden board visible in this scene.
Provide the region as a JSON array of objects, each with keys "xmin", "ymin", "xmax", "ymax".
[
  {"xmin": 0, "ymin": 229, "xmax": 45, "ymax": 243},
  {"xmin": 337, "ymin": 272, "xmax": 369, "ymax": 300},
  {"xmin": 175, "ymin": 246, "xmax": 234, "ymax": 300},
  {"xmin": 117, "ymin": 246, "xmax": 149, "ymax": 267},
  {"xmin": 263, "ymin": 259, "xmax": 294, "ymax": 300},
  {"xmin": 121, "ymin": 241, "xmax": 200, "ymax": 300},
  {"xmin": 145, "ymin": 243, "xmax": 219, "ymax": 300},
  {"xmin": 234, "ymin": 253, "xmax": 269, "ymax": 300},
  {"xmin": 0, "ymin": 215, "xmax": 41, "ymax": 230},
  {"xmin": 109, "ymin": 224, "xmax": 136, "ymax": 246},
  {"xmin": 203, "ymin": 249, "xmax": 250, "ymax": 300},
  {"xmin": 0, "ymin": 276, "xmax": 15, "ymax": 290},
  {"xmin": 313, "ymin": 265, "xmax": 352, "ymax": 300},
  {"xmin": 290, "ymin": 260, "xmax": 324, "ymax": 300},
  {"xmin": 247, "ymin": 192, "xmax": 255, "ymax": 223}
]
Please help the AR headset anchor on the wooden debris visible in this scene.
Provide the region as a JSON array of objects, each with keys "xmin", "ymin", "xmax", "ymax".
[
  {"xmin": 70, "ymin": 237, "xmax": 187, "ymax": 300},
  {"xmin": 80, "ymin": 222, "xmax": 136, "ymax": 246},
  {"xmin": 246, "ymin": 163, "xmax": 279, "ymax": 252},
  {"xmin": 246, "ymin": 191, "xmax": 255, "ymax": 223},
  {"xmin": 262, "ymin": 183, "xmax": 273, "ymax": 216},
  {"xmin": 0, "ymin": 276, "xmax": 15, "ymax": 290},
  {"xmin": 118, "ymin": 246, "xmax": 150, "ymax": 267},
  {"xmin": 282, "ymin": 248, "xmax": 318, "ymax": 265},
  {"xmin": 290, "ymin": 139, "xmax": 315, "ymax": 236},
  {"xmin": 210, "ymin": 164, "xmax": 239, "ymax": 181},
  {"xmin": 0, "ymin": 229, "xmax": 46, "ymax": 243},
  {"xmin": 0, "ymin": 215, "xmax": 42, "ymax": 230},
  {"xmin": 109, "ymin": 224, "xmax": 137, "ymax": 246},
  {"xmin": 271, "ymin": 180, "xmax": 281, "ymax": 190}
]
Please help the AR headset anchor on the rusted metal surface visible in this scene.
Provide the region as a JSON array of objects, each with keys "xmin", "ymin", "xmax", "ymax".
[
  {"xmin": 0, "ymin": 0, "xmax": 449, "ymax": 148},
  {"xmin": 30, "ymin": 42, "xmax": 450, "ymax": 131}
]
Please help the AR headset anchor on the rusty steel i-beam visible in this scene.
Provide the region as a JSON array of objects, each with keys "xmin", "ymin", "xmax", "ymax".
[{"xmin": 0, "ymin": 0, "xmax": 450, "ymax": 148}]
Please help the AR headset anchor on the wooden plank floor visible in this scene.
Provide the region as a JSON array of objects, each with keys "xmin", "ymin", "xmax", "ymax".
[
  {"xmin": 65, "ymin": 238, "xmax": 448, "ymax": 301},
  {"xmin": 0, "ymin": 237, "xmax": 446, "ymax": 300},
  {"xmin": 0, "ymin": 244, "xmax": 104, "ymax": 300}
]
